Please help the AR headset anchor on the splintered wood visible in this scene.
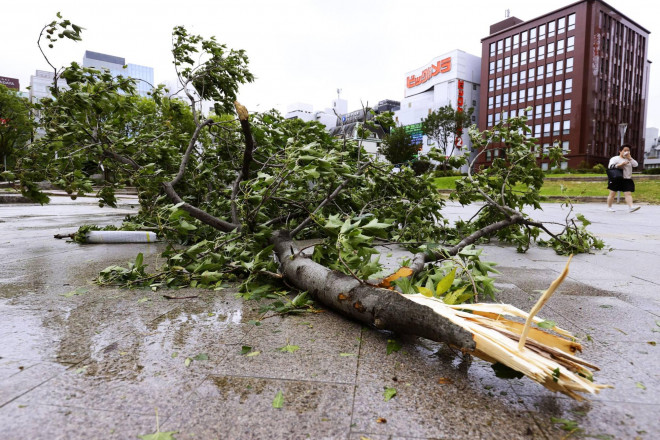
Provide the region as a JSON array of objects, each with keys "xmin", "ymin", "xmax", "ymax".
[{"xmin": 406, "ymin": 257, "xmax": 611, "ymax": 400}]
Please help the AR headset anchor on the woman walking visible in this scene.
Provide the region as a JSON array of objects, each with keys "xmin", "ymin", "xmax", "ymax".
[{"xmin": 607, "ymin": 144, "xmax": 640, "ymax": 212}]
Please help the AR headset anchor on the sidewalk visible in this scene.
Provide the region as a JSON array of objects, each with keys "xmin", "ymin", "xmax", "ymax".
[{"xmin": 0, "ymin": 197, "xmax": 658, "ymax": 439}]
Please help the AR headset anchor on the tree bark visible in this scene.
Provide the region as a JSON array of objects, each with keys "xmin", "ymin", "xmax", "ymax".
[{"xmin": 271, "ymin": 230, "xmax": 477, "ymax": 350}]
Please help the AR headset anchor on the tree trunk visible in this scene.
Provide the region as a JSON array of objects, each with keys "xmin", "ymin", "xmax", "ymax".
[{"xmin": 271, "ymin": 230, "xmax": 477, "ymax": 350}]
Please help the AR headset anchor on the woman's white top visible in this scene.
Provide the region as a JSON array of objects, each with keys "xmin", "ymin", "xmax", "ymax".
[{"xmin": 608, "ymin": 155, "xmax": 638, "ymax": 179}]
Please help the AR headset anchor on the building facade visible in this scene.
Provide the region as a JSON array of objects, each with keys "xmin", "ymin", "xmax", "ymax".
[
  {"xmin": 82, "ymin": 51, "xmax": 154, "ymax": 97},
  {"xmin": 478, "ymin": 0, "xmax": 650, "ymax": 170},
  {"xmin": 395, "ymin": 50, "xmax": 481, "ymax": 162}
]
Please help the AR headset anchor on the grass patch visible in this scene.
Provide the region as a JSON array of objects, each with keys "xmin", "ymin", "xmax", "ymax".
[{"xmin": 434, "ymin": 176, "xmax": 660, "ymax": 204}]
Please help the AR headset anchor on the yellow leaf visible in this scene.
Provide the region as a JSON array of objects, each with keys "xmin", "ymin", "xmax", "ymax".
[
  {"xmin": 416, "ymin": 286, "xmax": 434, "ymax": 297},
  {"xmin": 378, "ymin": 267, "xmax": 413, "ymax": 288}
]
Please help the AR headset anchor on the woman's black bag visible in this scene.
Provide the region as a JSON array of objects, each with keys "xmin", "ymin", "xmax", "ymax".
[{"xmin": 607, "ymin": 166, "xmax": 624, "ymax": 180}]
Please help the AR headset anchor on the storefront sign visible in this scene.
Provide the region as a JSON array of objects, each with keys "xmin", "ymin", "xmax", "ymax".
[
  {"xmin": 406, "ymin": 57, "xmax": 451, "ymax": 89},
  {"xmin": 455, "ymin": 80, "xmax": 465, "ymax": 148},
  {"xmin": 404, "ymin": 123, "xmax": 424, "ymax": 145},
  {"xmin": 0, "ymin": 76, "xmax": 20, "ymax": 90}
]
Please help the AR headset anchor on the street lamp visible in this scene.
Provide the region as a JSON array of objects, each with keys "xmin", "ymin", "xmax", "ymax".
[{"xmin": 618, "ymin": 123, "xmax": 628, "ymax": 147}]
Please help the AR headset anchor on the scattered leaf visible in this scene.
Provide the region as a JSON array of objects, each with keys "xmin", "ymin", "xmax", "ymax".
[
  {"xmin": 138, "ymin": 431, "xmax": 178, "ymax": 440},
  {"xmin": 599, "ymin": 305, "xmax": 613, "ymax": 309},
  {"xmin": 635, "ymin": 382, "xmax": 646, "ymax": 390},
  {"xmin": 240, "ymin": 346, "xmax": 252, "ymax": 355},
  {"xmin": 613, "ymin": 327, "xmax": 628, "ymax": 335},
  {"xmin": 647, "ymin": 341, "xmax": 656, "ymax": 346},
  {"xmin": 246, "ymin": 351, "xmax": 260, "ymax": 357},
  {"xmin": 437, "ymin": 377, "xmax": 452, "ymax": 384},
  {"xmin": 551, "ymin": 417, "xmax": 580, "ymax": 432},
  {"xmin": 193, "ymin": 353, "xmax": 209, "ymax": 361},
  {"xmin": 137, "ymin": 297, "xmax": 150, "ymax": 304},
  {"xmin": 248, "ymin": 320, "xmax": 262, "ymax": 326},
  {"xmin": 435, "ymin": 268, "xmax": 456, "ymax": 296},
  {"xmin": 278, "ymin": 344, "xmax": 300, "ymax": 353},
  {"xmin": 552, "ymin": 367, "xmax": 561, "ymax": 382},
  {"xmin": 272, "ymin": 390, "xmax": 284, "ymax": 408},
  {"xmin": 376, "ymin": 417, "xmax": 387, "ymax": 424},
  {"xmin": 383, "ymin": 387, "xmax": 397, "ymax": 402},
  {"xmin": 339, "ymin": 353, "xmax": 356, "ymax": 357},
  {"xmin": 386, "ymin": 339, "xmax": 401, "ymax": 355},
  {"xmin": 61, "ymin": 287, "xmax": 88, "ymax": 298},
  {"xmin": 171, "ymin": 352, "xmax": 178, "ymax": 358},
  {"xmin": 184, "ymin": 357, "xmax": 192, "ymax": 367},
  {"xmin": 537, "ymin": 320, "xmax": 556, "ymax": 330},
  {"xmin": 415, "ymin": 286, "xmax": 434, "ymax": 297}
]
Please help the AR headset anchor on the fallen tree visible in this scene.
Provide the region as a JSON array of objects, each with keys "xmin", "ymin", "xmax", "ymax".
[{"xmin": 13, "ymin": 16, "xmax": 607, "ymax": 399}]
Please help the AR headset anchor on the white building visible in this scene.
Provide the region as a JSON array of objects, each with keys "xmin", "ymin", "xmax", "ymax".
[
  {"xmin": 29, "ymin": 70, "xmax": 68, "ymax": 103},
  {"xmin": 394, "ymin": 50, "xmax": 481, "ymax": 165},
  {"xmin": 643, "ymin": 127, "xmax": 660, "ymax": 169},
  {"xmin": 82, "ymin": 51, "xmax": 154, "ymax": 97},
  {"xmin": 285, "ymin": 98, "xmax": 347, "ymax": 129}
]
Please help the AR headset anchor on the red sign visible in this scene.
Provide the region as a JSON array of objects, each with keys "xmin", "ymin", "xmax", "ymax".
[
  {"xmin": 0, "ymin": 76, "xmax": 20, "ymax": 90},
  {"xmin": 455, "ymin": 80, "xmax": 465, "ymax": 148},
  {"xmin": 406, "ymin": 57, "xmax": 451, "ymax": 88}
]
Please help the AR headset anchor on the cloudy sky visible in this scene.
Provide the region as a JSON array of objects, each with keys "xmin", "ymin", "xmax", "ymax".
[{"xmin": 2, "ymin": 0, "xmax": 658, "ymax": 129}]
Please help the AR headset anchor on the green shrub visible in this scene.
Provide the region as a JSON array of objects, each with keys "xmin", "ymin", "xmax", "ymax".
[
  {"xmin": 411, "ymin": 160, "xmax": 432, "ymax": 176},
  {"xmin": 642, "ymin": 167, "xmax": 660, "ymax": 174},
  {"xmin": 592, "ymin": 163, "xmax": 606, "ymax": 174}
]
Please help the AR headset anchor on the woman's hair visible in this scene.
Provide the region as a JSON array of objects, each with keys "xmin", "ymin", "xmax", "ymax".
[{"xmin": 620, "ymin": 144, "xmax": 633, "ymax": 152}]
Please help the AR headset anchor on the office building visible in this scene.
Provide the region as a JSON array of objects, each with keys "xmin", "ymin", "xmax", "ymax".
[
  {"xmin": 478, "ymin": 0, "xmax": 650, "ymax": 169},
  {"xmin": 82, "ymin": 51, "xmax": 154, "ymax": 97}
]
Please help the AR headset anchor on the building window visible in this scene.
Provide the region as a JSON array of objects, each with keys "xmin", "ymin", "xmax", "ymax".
[
  {"xmin": 543, "ymin": 123, "xmax": 550, "ymax": 136},
  {"xmin": 489, "ymin": 61, "xmax": 495, "ymax": 74},
  {"xmin": 565, "ymin": 78, "xmax": 573, "ymax": 93},
  {"xmin": 496, "ymin": 94, "xmax": 502, "ymax": 107},
  {"xmin": 557, "ymin": 39, "xmax": 565, "ymax": 55},
  {"xmin": 497, "ymin": 59, "xmax": 503, "ymax": 72},
  {"xmin": 545, "ymin": 103, "xmax": 552, "ymax": 117},
  {"xmin": 488, "ymin": 96, "xmax": 494, "ymax": 109},
  {"xmin": 554, "ymin": 101, "xmax": 562, "ymax": 116},
  {"xmin": 535, "ymin": 105, "xmax": 542, "ymax": 118},
  {"xmin": 556, "ymin": 59, "xmax": 564, "ymax": 75},
  {"xmin": 497, "ymin": 39, "xmax": 503, "ymax": 54},
  {"xmin": 504, "ymin": 56, "xmax": 511, "ymax": 70},
  {"xmin": 495, "ymin": 113, "xmax": 501, "ymax": 123},
  {"xmin": 545, "ymin": 83, "xmax": 552, "ymax": 97},
  {"xmin": 530, "ymin": 27, "xmax": 537, "ymax": 43},
  {"xmin": 511, "ymin": 72, "xmax": 518, "ymax": 87},
  {"xmin": 539, "ymin": 24, "xmax": 546, "ymax": 40},
  {"xmin": 472, "ymin": 99, "xmax": 476, "ymax": 106},
  {"xmin": 521, "ymin": 51, "xmax": 527, "ymax": 66},
  {"xmin": 564, "ymin": 99, "xmax": 571, "ymax": 114},
  {"xmin": 563, "ymin": 120, "xmax": 570, "ymax": 134},
  {"xmin": 563, "ymin": 140, "xmax": 570, "ymax": 152},
  {"xmin": 558, "ymin": 17, "xmax": 566, "ymax": 34},
  {"xmin": 555, "ymin": 80, "xmax": 562, "ymax": 95},
  {"xmin": 520, "ymin": 70, "xmax": 527, "ymax": 84},
  {"xmin": 490, "ymin": 42, "xmax": 496, "ymax": 56},
  {"xmin": 502, "ymin": 110, "xmax": 509, "ymax": 120},
  {"xmin": 504, "ymin": 74, "xmax": 510, "ymax": 88},
  {"xmin": 535, "ymin": 124, "xmax": 541, "ymax": 137},
  {"xmin": 521, "ymin": 30, "xmax": 528, "ymax": 46},
  {"xmin": 529, "ymin": 48, "xmax": 536, "ymax": 63},
  {"xmin": 566, "ymin": 57, "xmax": 574, "ymax": 72},
  {"xmin": 519, "ymin": 88, "xmax": 526, "ymax": 102},
  {"xmin": 527, "ymin": 87, "xmax": 534, "ymax": 101},
  {"xmin": 537, "ymin": 65, "xmax": 544, "ymax": 80},
  {"xmin": 568, "ymin": 13, "xmax": 576, "ymax": 31},
  {"xmin": 567, "ymin": 36, "xmax": 575, "ymax": 52},
  {"xmin": 503, "ymin": 93, "xmax": 509, "ymax": 106},
  {"xmin": 473, "ymin": 84, "xmax": 477, "ymax": 90},
  {"xmin": 548, "ymin": 21, "xmax": 556, "ymax": 38},
  {"xmin": 553, "ymin": 121, "xmax": 560, "ymax": 135},
  {"xmin": 529, "ymin": 67, "xmax": 535, "ymax": 79},
  {"xmin": 548, "ymin": 42, "xmax": 555, "ymax": 58},
  {"xmin": 538, "ymin": 45, "xmax": 545, "ymax": 60},
  {"xmin": 512, "ymin": 53, "xmax": 519, "ymax": 68},
  {"xmin": 489, "ymin": 78, "xmax": 494, "ymax": 92},
  {"xmin": 542, "ymin": 162, "xmax": 549, "ymax": 171},
  {"xmin": 487, "ymin": 150, "xmax": 492, "ymax": 160},
  {"xmin": 543, "ymin": 143, "xmax": 550, "ymax": 154},
  {"xmin": 513, "ymin": 34, "xmax": 520, "ymax": 49},
  {"xmin": 546, "ymin": 62, "xmax": 553, "ymax": 77},
  {"xmin": 505, "ymin": 37, "xmax": 511, "ymax": 52},
  {"xmin": 496, "ymin": 77, "xmax": 502, "ymax": 90},
  {"xmin": 511, "ymin": 90, "xmax": 518, "ymax": 104},
  {"xmin": 527, "ymin": 107, "xmax": 533, "ymax": 119},
  {"xmin": 536, "ymin": 85, "xmax": 543, "ymax": 99}
]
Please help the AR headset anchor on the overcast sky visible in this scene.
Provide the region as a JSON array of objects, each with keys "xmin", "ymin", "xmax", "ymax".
[{"xmin": 2, "ymin": 0, "xmax": 658, "ymax": 130}]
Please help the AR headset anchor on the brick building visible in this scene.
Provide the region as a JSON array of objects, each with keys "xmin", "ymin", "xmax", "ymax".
[{"xmin": 478, "ymin": 0, "xmax": 650, "ymax": 170}]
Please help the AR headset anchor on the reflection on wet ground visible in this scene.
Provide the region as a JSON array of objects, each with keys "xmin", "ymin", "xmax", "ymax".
[{"xmin": 0, "ymin": 199, "xmax": 659, "ymax": 439}]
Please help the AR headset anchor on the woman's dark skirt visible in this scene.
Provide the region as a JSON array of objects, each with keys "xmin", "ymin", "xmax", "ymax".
[{"xmin": 608, "ymin": 178, "xmax": 635, "ymax": 192}]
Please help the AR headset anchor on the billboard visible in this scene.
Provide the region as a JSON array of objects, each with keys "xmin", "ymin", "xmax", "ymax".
[{"xmin": 0, "ymin": 77, "xmax": 20, "ymax": 90}]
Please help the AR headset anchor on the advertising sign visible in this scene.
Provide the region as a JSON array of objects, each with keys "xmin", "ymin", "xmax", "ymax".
[
  {"xmin": 406, "ymin": 57, "xmax": 452, "ymax": 89},
  {"xmin": 0, "ymin": 76, "xmax": 20, "ymax": 90}
]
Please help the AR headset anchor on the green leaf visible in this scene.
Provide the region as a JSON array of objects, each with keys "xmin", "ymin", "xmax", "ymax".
[
  {"xmin": 552, "ymin": 367, "xmax": 561, "ymax": 382},
  {"xmin": 246, "ymin": 351, "xmax": 260, "ymax": 357},
  {"xmin": 435, "ymin": 268, "xmax": 456, "ymax": 296},
  {"xmin": 135, "ymin": 252, "xmax": 144, "ymax": 268},
  {"xmin": 339, "ymin": 353, "xmax": 356, "ymax": 357},
  {"xmin": 386, "ymin": 339, "xmax": 401, "ymax": 355},
  {"xmin": 240, "ymin": 346, "xmax": 252, "ymax": 355},
  {"xmin": 61, "ymin": 287, "xmax": 88, "ymax": 298},
  {"xmin": 184, "ymin": 357, "xmax": 192, "ymax": 367},
  {"xmin": 635, "ymin": 381, "xmax": 646, "ymax": 390},
  {"xmin": 383, "ymin": 387, "xmax": 397, "ymax": 402},
  {"xmin": 550, "ymin": 417, "xmax": 580, "ymax": 432},
  {"xmin": 137, "ymin": 297, "xmax": 150, "ymax": 304},
  {"xmin": 171, "ymin": 352, "xmax": 178, "ymax": 358},
  {"xmin": 278, "ymin": 344, "xmax": 300, "ymax": 353},
  {"xmin": 272, "ymin": 390, "xmax": 284, "ymax": 408},
  {"xmin": 442, "ymin": 286, "xmax": 472, "ymax": 305},
  {"xmin": 537, "ymin": 320, "xmax": 557, "ymax": 330},
  {"xmin": 193, "ymin": 353, "xmax": 209, "ymax": 361}
]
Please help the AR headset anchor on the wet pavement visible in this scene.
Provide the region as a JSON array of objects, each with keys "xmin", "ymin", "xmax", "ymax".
[{"xmin": 0, "ymin": 196, "xmax": 658, "ymax": 439}]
